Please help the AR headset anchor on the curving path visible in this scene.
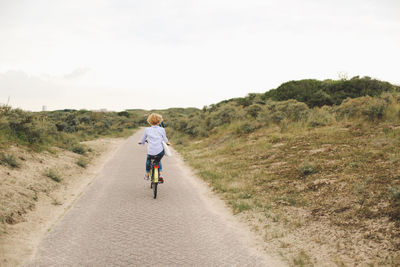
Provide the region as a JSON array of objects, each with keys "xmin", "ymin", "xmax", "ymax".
[{"xmin": 27, "ymin": 129, "xmax": 282, "ymax": 266}]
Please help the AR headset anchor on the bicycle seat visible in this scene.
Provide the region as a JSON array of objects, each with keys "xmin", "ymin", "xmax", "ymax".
[{"xmin": 148, "ymin": 155, "xmax": 162, "ymax": 162}]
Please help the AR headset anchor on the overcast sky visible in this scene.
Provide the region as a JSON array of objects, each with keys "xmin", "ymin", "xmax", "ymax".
[{"xmin": 0, "ymin": 0, "xmax": 399, "ymax": 111}]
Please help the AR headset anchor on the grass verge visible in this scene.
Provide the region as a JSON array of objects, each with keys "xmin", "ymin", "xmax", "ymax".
[{"xmin": 172, "ymin": 120, "xmax": 400, "ymax": 265}]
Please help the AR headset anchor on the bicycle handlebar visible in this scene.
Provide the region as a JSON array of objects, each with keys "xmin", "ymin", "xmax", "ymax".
[{"xmin": 138, "ymin": 141, "xmax": 170, "ymax": 145}]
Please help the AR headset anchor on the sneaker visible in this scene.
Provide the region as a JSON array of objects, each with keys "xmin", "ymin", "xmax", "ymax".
[
  {"xmin": 144, "ymin": 174, "xmax": 149, "ymax": 180},
  {"xmin": 159, "ymin": 176, "xmax": 164, "ymax": 183}
]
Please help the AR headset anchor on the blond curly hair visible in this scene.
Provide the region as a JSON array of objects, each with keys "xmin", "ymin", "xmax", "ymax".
[{"xmin": 147, "ymin": 113, "xmax": 163, "ymax": 126}]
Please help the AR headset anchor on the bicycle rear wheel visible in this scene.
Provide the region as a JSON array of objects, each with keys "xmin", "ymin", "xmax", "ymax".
[{"xmin": 153, "ymin": 182, "xmax": 157, "ymax": 199}]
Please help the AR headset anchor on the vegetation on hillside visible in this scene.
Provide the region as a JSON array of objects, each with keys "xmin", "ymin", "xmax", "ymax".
[
  {"xmin": 1, "ymin": 76, "xmax": 399, "ymax": 264},
  {"xmin": 165, "ymin": 77, "xmax": 400, "ymax": 139},
  {"xmin": 163, "ymin": 77, "xmax": 400, "ymax": 265},
  {"xmin": 0, "ymin": 107, "xmax": 141, "ymax": 228},
  {"xmin": 0, "ymin": 106, "xmax": 138, "ymax": 151},
  {"xmin": 264, "ymin": 76, "xmax": 399, "ymax": 107}
]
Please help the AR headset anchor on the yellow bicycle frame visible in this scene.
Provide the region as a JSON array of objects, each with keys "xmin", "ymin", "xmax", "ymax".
[{"xmin": 153, "ymin": 166, "xmax": 159, "ymax": 183}]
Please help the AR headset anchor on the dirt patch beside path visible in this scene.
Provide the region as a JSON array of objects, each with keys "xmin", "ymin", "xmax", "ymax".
[{"xmin": 0, "ymin": 138, "xmax": 127, "ymax": 267}]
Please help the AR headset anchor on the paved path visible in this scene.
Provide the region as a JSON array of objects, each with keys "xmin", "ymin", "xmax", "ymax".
[{"xmin": 27, "ymin": 130, "xmax": 279, "ymax": 266}]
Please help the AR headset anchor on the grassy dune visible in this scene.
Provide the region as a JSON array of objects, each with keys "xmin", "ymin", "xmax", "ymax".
[
  {"xmin": 1, "ymin": 76, "xmax": 399, "ymax": 265},
  {"xmin": 173, "ymin": 121, "xmax": 399, "ymax": 264},
  {"xmin": 0, "ymin": 107, "xmax": 139, "ymax": 231},
  {"xmin": 168, "ymin": 89, "xmax": 400, "ymax": 265}
]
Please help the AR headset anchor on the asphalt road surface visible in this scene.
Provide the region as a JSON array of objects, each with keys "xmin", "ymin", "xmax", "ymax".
[{"xmin": 27, "ymin": 129, "xmax": 281, "ymax": 266}]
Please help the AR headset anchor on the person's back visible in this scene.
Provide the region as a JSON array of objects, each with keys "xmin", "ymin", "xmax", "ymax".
[
  {"xmin": 139, "ymin": 113, "xmax": 170, "ymax": 182},
  {"xmin": 142, "ymin": 126, "xmax": 167, "ymax": 156}
]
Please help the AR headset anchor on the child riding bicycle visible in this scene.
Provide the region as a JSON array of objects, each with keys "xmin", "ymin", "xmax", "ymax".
[{"xmin": 138, "ymin": 113, "xmax": 170, "ymax": 182}]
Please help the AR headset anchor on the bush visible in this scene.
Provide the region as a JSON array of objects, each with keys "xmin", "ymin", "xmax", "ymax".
[
  {"xmin": 45, "ymin": 169, "xmax": 62, "ymax": 182},
  {"xmin": 264, "ymin": 77, "xmax": 398, "ymax": 108},
  {"xmin": 387, "ymin": 186, "xmax": 400, "ymax": 221},
  {"xmin": 246, "ymin": 104, "xmax": 262, "ymax": 119},
  {"xmin": 77, "ymin": 157, "xmax": 89, "ymax": 168},
  {"xmin": 376, "ymin": 93, "xmax": 400, "ymax": 122},
  {"xmin": 299, "ymin": 162, "xmax": 317, "ymax": 176},
  {"xmin": 307, "ymin": 106, "xmax": 336, "ymax": 127},
  {"xmin": 235, "ymin": 121, "xmax": 257, "ymax": 135},
  {"xmin": 0, "ymin": 153, "xmax": 21, "ymax": 168},
  {"xmin": 117, "ymin": 111, "xmax": 130, "ymax": 118},
  {"xmin": 72, "ymin": 145, "xmax": 86, "ymax": 154},
  {"xmin": 207, "ymin": 104, "xmax": 244, "ymax": 129},
  {"xmin": 362, "ymin": 99, "xmax": 386, "ymax": 120},
  {"xmin": 4, "ymin": 109, "xmax": 57, "ymax": 147},
  {"xmin": 257, "ymin": 100, "xmax": 310, "ymax": 126},
  {"xmin": 271, "ymin": 100, "xmax": 309, "ymax": 122},
  {"xmin": 389, "ymin": 186, "xmax": 400, "ymax": 201},
  {"xmin": 256, "ymin": 108, "xmax": 273, "ymax": 126},
  {"xmin": 337, "ymin": 96, "xmax": 388, "ymax": 121}
]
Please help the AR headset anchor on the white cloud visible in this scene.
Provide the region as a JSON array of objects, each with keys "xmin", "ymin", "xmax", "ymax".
[{"xmin": 64, "ymin": 68, "xmax": 91, "ymax": 79}]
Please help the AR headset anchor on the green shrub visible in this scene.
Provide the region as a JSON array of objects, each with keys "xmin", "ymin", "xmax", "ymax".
[
  {"xmin": 389, "ymin": 186, "xmax": 400, "ymax": 201},
  {"xmin": 45, "ymin": 169, "xmax": 62, "ymax": 182},
  {"xmin": 77, "ymin": 157, "xmax": 89, "ymax": 168},
  {"xmin": 235, "ymin": 121, "xmax": 257, "ymax": 135},
  {"xmin": 72, "ymin": 145, "xmax": 86, "ymax": 154},
  {"xmin": 256, "ymin": 108, "xmax": 272, "ymax": 126},
  {"xmin": 264, "ymin": 76, "xmax": 398, "ymax": 108},
  {"xmin": 337, "ymin": 96, "xmax": 388, "ymax": 121},
  {"xmin": 270, "ymin": 100, "xmax": 309, "ymax": 122},
  {"xmin": 117, "ymin": 111, "xmax": 130, "ymax": 118},
  {"xmin": 208, "ymin": 104, "xmax": 238, "ymax": 129},
  {"xmin": 257, "ymin": 100, "xmax": 310, "ymax": 126},
  {"xmin": 0, "ymin": 153, "xmax": 21, "ymax": 168},
  {"xmin": 387, "ymin": 186, "xmax": 400, "ymax": 221},
  {"xmin": 362, "ymin": 99, "xmax": 386, "ymax": 120},
  {"xmin": 246, "ymin": 104, "xmax": 262, "ymax": 119},
  {"xmin": 299, "ymin": 162, "xmax": 317, "ymax": 176},
  {"xmin": 307, "ymin": 106, "xmax": 336, "ymax": 127},
  {"xmin": 4, "ymin": 109, "xmax": 57, "ymax": 148}
]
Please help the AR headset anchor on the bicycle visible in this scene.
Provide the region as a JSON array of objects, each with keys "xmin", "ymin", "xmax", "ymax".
[
  {"xmin": 148, "ymin": 155, "xmax": 163, "ymax": 199},
  {"xmin": 139, "ymin": 139, "xmax": 169, "ymax": 199}
]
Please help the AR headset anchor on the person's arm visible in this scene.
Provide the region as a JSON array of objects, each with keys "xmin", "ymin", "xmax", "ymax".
[
  {"xmin": 139, "ymin": 129, "xmax": 147, "ymax": 145},
  {"xmin": 161, "ymin": 128, "xmax": 170, "ymax": 144}
]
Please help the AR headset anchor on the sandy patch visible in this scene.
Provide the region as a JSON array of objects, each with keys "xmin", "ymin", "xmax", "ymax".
[{"xmin": 0, "ymin": 138, "xmax": 127, "ymax": 267}]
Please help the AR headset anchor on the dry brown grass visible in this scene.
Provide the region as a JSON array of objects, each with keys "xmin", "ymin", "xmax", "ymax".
[{"xmin": 173, "ymin": 120, "xmax": 400, "ymax": 265}]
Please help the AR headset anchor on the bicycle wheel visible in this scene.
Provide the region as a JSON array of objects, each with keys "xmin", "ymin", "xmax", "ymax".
[{"xmin": 153, "ymin": 182, "xmax": 157, "ymax": 199}]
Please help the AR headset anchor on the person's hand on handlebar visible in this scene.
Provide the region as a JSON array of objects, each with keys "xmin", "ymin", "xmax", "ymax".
[{"xmin": 166, "ymin": 142, "xmax": 171, "ymax": 146}]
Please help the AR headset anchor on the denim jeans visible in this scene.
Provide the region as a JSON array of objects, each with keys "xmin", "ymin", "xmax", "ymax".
[{"xmin": 146, "ymin": 150, "xmax": 164, "ymax": 173}]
